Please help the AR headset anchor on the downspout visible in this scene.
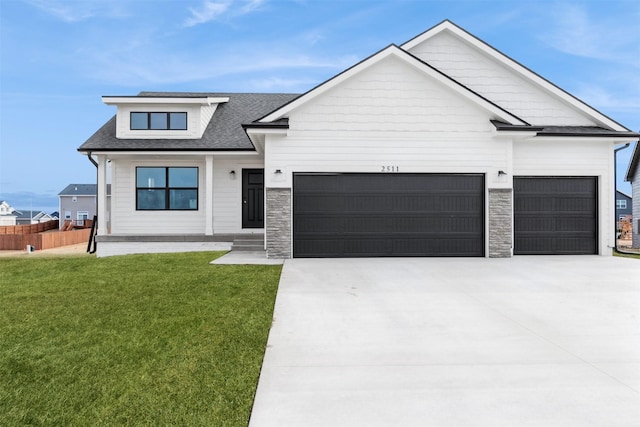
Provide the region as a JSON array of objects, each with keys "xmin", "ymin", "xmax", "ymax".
[
  {"xmin": 614, "ymin": 143, "xmax": 631, "ymax": 252},
  {"xmin": 86, "ymin": 152, "xmax": 99, "ymax": 254}
]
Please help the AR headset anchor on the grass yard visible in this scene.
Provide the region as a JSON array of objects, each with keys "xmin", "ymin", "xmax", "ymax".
[
  {"xmin": 614, "ymin": 250, "xmax": 640, "ymax": 260},
  {"xmin": 0, "ymin": 252, "xmax": 281, "ymax": 426}
]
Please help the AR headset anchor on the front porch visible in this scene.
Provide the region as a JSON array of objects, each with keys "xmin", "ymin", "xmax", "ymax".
[{"xmin": 95, "ymin": 233, "xmax": 264, "ymax": 257}]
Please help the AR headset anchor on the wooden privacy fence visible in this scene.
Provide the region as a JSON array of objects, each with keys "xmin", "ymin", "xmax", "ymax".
[
  {"xmin": 0, "ymin": 221, "xmax": 59, "ymax": 235},
  {"xmin": 0, "ymin": 229, "xmax": 92, "ymax": 251}
]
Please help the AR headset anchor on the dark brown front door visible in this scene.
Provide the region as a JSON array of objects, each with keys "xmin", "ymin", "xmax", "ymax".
[{"xmin": 242, "ymin": 169, "xmax": 264, "ymax": 228}]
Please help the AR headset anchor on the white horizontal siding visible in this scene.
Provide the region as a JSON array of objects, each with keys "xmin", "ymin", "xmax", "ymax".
[
  {"xmin": 407, "ymin": 31, "xmax": 596, "ymax": 126},
  {"xmin": 107, "ymin": 155, "xmax": 264, "ymax": 236},
  {"xmin": 110, "ymin": 158, "xmax": 206, "ymax": 235},
  {"xmin": 212, "ymin": 158, "xmax": 265, "ymax": 234},
  {"xmin": 115, "ymin": 104, "xmax": 202, "ymax": 139},
  {"xmin": 290, "ymin": 55, "xmax": 493, "ymax": 134},
  {"xmin": 266, "ymin": 135, "xmax": 509, "ymax": 189},
  {"xmin": 513, "ymin": 140, "xmax": 610, "ymax": 175},
  {"xmin": 267, "ymin": 55, "xmax": 511, "ymax": 188}
]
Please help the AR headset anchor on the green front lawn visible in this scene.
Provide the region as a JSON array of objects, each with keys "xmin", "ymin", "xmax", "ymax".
[
  {"xmin": 0, "ymin": 252, "xmax": 281, "ymax": 426},
  {"xmin": 614, "ymin": 250, "xmax": 640, "ymax": 260}
]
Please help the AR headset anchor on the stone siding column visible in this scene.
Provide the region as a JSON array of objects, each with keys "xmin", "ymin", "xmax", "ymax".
[
  {"xmin": 489, "ymin": 188, "xmax": 513, "ymax": 258},
  {"xmin": 266, "ymin": 187, "xmax": 292, "ymax": 258}
]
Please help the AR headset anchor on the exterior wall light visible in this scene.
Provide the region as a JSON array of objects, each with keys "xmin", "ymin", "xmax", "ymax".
[
  {"xmin": 275, "ymin": 169, "xmax": 283, "ymax": 174},
  {"xmin": 498, "ymin": 170, "xmax": 507, "ymax": 176}
]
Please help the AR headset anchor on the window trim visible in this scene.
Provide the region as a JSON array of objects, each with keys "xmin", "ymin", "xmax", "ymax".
[
  {"xmin": 130, "ymin": 112, "xmax": 188, "ymax": 130},
  {"xmin": 135, "ymin": 167, "xmax": 199, "ymax": 211},
  {"xmin": 616, "ymin": 199, "xmax": 627, "ymax": 209}
]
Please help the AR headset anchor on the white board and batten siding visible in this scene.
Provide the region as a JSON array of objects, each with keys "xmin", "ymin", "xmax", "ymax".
[{"xmin": 266, "ymin": 54, "xmax": 511, "ymax": 189}]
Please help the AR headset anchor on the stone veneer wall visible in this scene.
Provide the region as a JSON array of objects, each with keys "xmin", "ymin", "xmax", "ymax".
[
  {"xmin": 266, "ymin": 188, "xmax": 292, "ymax": 258},
  {"xmin": 489, "ymin": 188, "xmax": 513, "ymax": 258}
]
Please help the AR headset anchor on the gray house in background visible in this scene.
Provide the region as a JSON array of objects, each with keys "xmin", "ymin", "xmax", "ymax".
[
  {"xmin": 625, "ymin": 142, "xmax": 640, "ymax": 248},
  {"xmin": 58, "ymin": 184, "xmax": 111, "ymax": 229},
  {"xmin": 616, "ymin": 190, "xmax": 632, "ymax": 221},
  {"xmin": 15, "ymin": 210, "xmax": 56, "ymax": 225}
]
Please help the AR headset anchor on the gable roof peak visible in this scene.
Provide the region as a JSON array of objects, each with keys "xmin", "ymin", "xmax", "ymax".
[{"xmin": 256, "ymin": 42, "xmax": 527, "ymax": 126}]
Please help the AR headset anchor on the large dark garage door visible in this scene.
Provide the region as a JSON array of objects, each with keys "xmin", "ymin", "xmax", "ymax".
[
  {"xmin": 293, "ymin": 173, "xmax": 485, "ymax": 257},
  {"xmin": 514, "ymin": 177, "xmax": 597, "ymax": 255}
]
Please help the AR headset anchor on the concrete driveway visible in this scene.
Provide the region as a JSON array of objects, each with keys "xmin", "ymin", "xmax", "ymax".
[{"xmin": 249, "ymin": 256, "xmax": 640, "ymax": 427}]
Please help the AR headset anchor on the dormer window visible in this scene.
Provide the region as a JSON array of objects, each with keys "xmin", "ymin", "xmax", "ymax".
[{"xmin": 130, "ymin": 112, "xmax": 188, "ymax": 130}]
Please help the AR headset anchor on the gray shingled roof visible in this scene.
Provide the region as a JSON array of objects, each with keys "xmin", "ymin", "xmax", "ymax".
[
  {"xmin": 78, "ymin": 92, "xmax": 299, "ymax": 152},
  {"xmin": 59, "ymin": 184, "xmax": 111, "ymax": 196},
  {"xmin": 491, "ymin": 120, "xmax": 640, "ymax": 138}
]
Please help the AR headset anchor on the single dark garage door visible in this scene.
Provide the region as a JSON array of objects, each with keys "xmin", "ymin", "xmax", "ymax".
[
  {"xmin": 514, "ymin": 177, "xmax": 597, "ymax": 255},
  {"xmin": 293, "ymin": 173, "xmax": 485, "ymax": 257}
]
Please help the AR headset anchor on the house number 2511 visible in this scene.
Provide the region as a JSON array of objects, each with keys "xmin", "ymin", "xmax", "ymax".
[{"xmin": 381, "ymin": 166, "xmax": 399, "ymax": 172}]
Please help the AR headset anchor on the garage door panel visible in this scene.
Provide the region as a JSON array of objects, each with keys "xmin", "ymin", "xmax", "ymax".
[
  {"xmin": 294, "ymin": 235, "xmax": 484, "ymax": 257},
  {"xmin": 293, "ymin": 173, "xmax": 485, "ymax": 257},
  {"xmin": 294, "ymin": 195, "xmax": 346, "ymax": 212},
  {"xmin": 516, "ymin": 236, "xmax": 596, "ymax": 255},
  {"xmin": 514, "ymin": 177, "xmax": 597, "ymax": 255},
  {"xmin": 295, "ymin": 214, "xmax": 483, "ymax": 234}
]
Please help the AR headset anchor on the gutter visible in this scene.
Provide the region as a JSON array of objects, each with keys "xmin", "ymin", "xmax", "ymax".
[
  {"xmin": 614, "ymin": 143, "xmax": 631, "ymax": 252},
  {"xmin": 86, "ymin": 152, "xmax": 98, "ymax": 254}
]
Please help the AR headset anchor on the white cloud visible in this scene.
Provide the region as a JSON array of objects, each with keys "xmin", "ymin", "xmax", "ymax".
[
  {"xmin": 184, "ymin": 0, "xmax": 266, "ymax": 27},
  {"xmin": 184, "ymin": 1, "xmax": 231, "ymax": 27},
  {"xmin": 239, "ymin": 0, "xmax": 265, "ymax": 14},
  {"xmin": 537, "ymin": 3, "xmax": 640, "ymax": 129},
  {"xmin": 82, "ymin": 45, "xmax": 356, "ymax": 87},
  {"xmin": 247, "ymin": 76, "xmax": 320, "ymax": 91},
  {"xmin": 23, "ymin": 0, "xmax": 127, "ymax": 22},
  {"xmin": 541, "ymin": 3, "xmax": 640, "ymax": 67},
  {"xmin": 575, "ymin": 84, "xmax": 640, "ymax": 114}
]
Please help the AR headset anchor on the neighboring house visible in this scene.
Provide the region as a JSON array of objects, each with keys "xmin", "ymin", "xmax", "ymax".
[
  {"xmin": 79, "ymin": 20, "xmax": 639, "ymax": 258},
  {"xmin": 616, "ymin": 190, "xmax": 632, "ymax": 221},
  {"xmin": 625, "ymin": 142, "xmax": 640, "ymax": 248},
  {"xmin": 58, "ymin": 184, "xmax": 111, "ymax": 229},
  {"xmin": 15, "ymin": 210, "xmax": 55, "ymax": 225},
  {"xmin": 0, "ymin": 200, "xmax": 18, "ymax": 226}
]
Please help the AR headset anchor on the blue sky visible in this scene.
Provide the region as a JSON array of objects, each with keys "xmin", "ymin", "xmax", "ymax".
[{"xmin": 1, "ymin": 0, "xmax": 638, "ymax": 212}]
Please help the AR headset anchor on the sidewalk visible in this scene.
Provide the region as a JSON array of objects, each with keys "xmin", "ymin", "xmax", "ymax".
[{"xmin": 0, "ymin": 243, "xmax": 90, "ymax": 257}]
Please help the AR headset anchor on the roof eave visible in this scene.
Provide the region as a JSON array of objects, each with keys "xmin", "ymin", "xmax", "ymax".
[
  {"xmin": 259, "ymin": 44, "xmax": 527, "ymax": 126},
  {"xmin": 77, "ymin": 147, "xmax": 257, "ymax": 154},
  {"xmin": 624, "ymin": 141, "xmax": 640, "ymax": 182}
]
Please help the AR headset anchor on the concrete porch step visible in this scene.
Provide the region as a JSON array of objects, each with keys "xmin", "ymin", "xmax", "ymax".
[{"xmin": 231, "ymin": 234, "xmax": 264, "ymax": 252}]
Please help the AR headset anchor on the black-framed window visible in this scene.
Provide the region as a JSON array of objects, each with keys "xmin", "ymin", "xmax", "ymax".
[
  {"xmin": 130, "ymin": 112, "xmax": 187, "ymax": 130},
  {"xmin": 136, "ymin": 167, "xmax": 198, "ymax": 210}
]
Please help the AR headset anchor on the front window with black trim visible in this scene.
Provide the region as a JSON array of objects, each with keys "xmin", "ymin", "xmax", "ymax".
[
  {"xmin": 136, "ymin": 167, "xmax": 198, "ymax": 210},
  {"xmin": 130, "ymin": 112, "xmax": 187, "ymax": 130}
]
